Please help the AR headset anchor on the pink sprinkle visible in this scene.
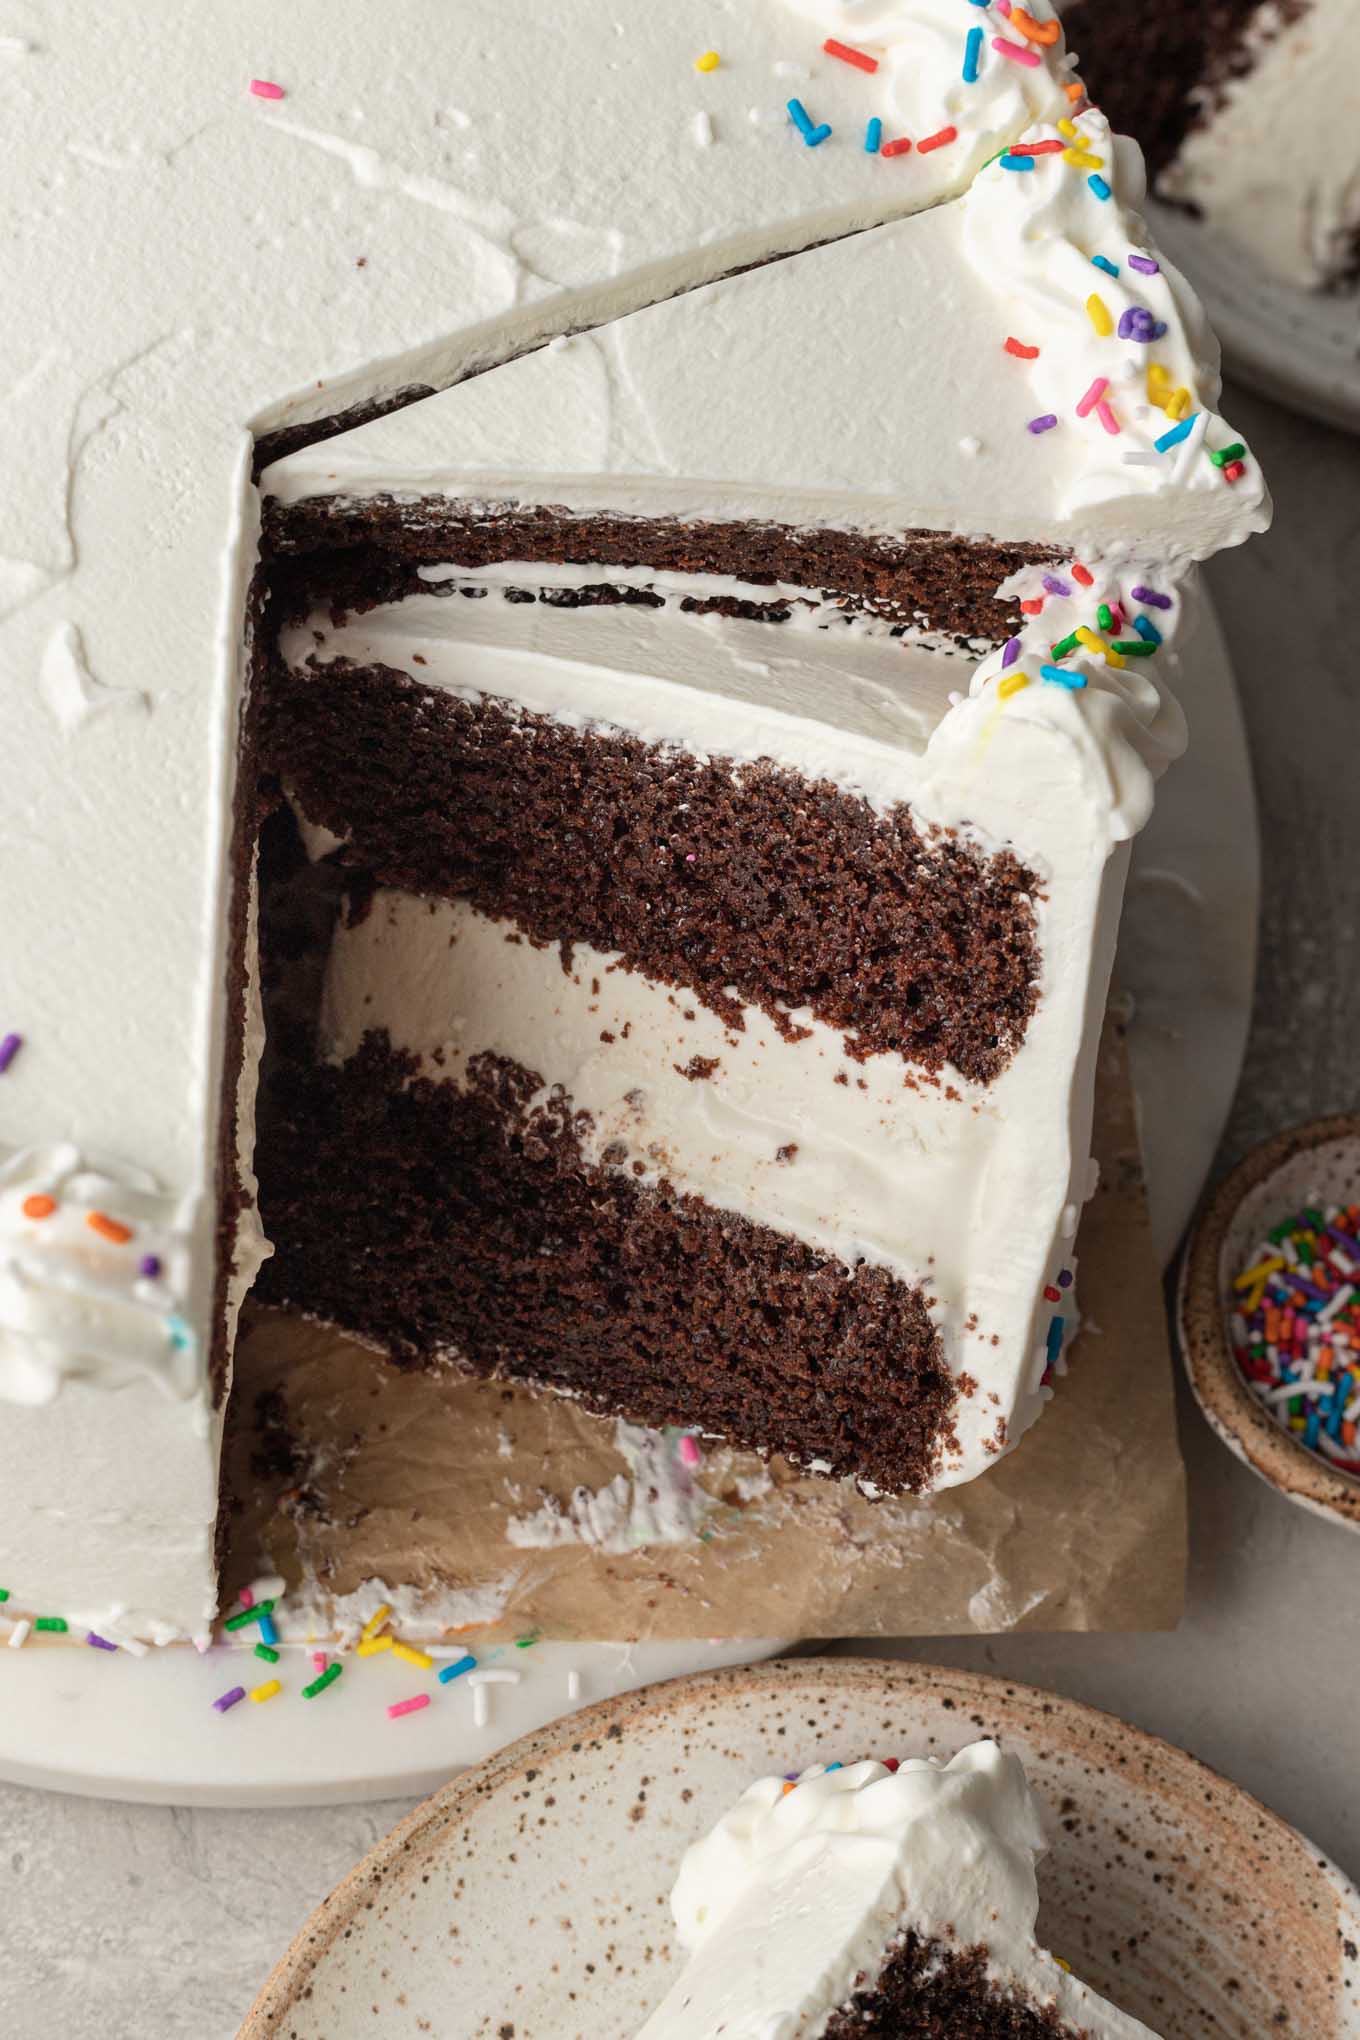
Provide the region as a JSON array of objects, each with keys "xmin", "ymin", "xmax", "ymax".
[
  {"xmin": 250, "ymin": 78, "xmax": 285, "ymax": 100},
  {"xmin": 678, "ymin": 1434, "xmax": 702, "ymax": 1468},
  {"xmin": 388, "ymin": 1693, "xmax": 431, "ymax": 1721},
  {"xmin": 1095, "ymin": 399, "xmax": 1121, "ymax": 435},
  {"xmin": 239, "ymin": 1587, "xmax": 254, "ymax": 1609},
  {"xmin": 1108, "ymin": 603, "xmax": 1125, "ymax": 632},
  {"xmin": 1075, "ymin": 376, "xmax": 1108, "ymax": 418},
  {"xmin": 996, "ymin": 0, "xmax": 1012, "ymax": 11},
  {"xmin": 992, "ymin": 35, "xmax": 1040, "ymax": 66},
  {"xmin": 312, "ymin": 1651, "xmax": 328, "ymax": 1676}
]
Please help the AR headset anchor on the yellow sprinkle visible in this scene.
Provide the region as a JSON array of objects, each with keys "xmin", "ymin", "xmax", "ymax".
[
  {"xmin": 360, "ymin": 1602, "xmax": 392, "ymax": 1642},
  {"xmin": 1234, "ymin": 1255, "xmax": 1284, "ymax": 1291},
  {"xmin": 1164, "ymin": 386, "xmax": 1192, "ymax": 421},
  {"xmin": 1075, "ymin": 625, "xmax": 1126, "ymax": 669},
  {"xmin": 1055, "ymin": 1956, "xmax": 1072, "ymax": 1973},
  {"xmin": 391, "ymin": 1641, "xmax": 434, "ymax": 1670},
  {"xmin": 1085, "ymin": 292, "xmax": 1113, "ymax": 337},
  {"xmin": 1147, "ymin": 360, "xmax": 1171, "ymax": 391},
  {"xmin": 1064, "ymin": 147, "xmax": 1103, "ymax": 170},
  {"xmin": 357, "ymin": 1634, "xmax": 394, "ymax": 1658},
  {"xmin": 1243, "ymin": 1279, "xmax": 1269, "ymax": 1318},
  {"xmin": 1056, "ymin": 117, "xmax": 1080, "ymax": 142},
  {"xmin": 997, "ymin": 671, "xmax": 1030, "ymax": 700},
  {"xmin": 250, "ymin": 1679, "xmax": 282, "ymax": 1703},
  {"xmin": 695, "ymin": 49, "xmax": 720, "ymax": 71}
]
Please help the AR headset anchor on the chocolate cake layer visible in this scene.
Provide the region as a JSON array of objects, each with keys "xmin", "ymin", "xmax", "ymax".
[
  {"xmin": 822, "ymin": 1934, "xmax": 1075, "ymax": 2036},
  {"xmin": 264, "ymin": 499, "xmax": 1060, "ymax": 644},
  {"xmin": 252, "ymin": 1036, "xmax": 958, "ymax": 1495},
  {"xmin": 261, "ymin": 658, "xmax": 1040, "ymax": 1083}
]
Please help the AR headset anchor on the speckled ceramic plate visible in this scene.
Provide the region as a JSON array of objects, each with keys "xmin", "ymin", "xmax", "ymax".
[
  {"xmin": 240, "ymin": 1657, "xmax": 1360, "ymax": 2039},
  {"xmin": 1178, "ymin": 1112, "xmax": 1360, "ymax": 1533}
]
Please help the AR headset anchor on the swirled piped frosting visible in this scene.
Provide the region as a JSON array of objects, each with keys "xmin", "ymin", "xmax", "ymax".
[{"xmin": 639, "ymin": 1741, "xmax": 1162, "ymax": 2037}]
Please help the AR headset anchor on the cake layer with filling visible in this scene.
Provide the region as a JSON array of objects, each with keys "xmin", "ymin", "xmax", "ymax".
[{"xmin": 637, "ymin": 1742, "xmax": 1161, "ymax": 2038}]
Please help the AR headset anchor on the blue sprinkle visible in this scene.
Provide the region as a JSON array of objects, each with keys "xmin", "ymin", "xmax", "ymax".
[
  {"xmin": 1328, "ymin": 1378, "xmax": 1349, "ymax": 1440},
  {"xmin": 803, "ymin": 122, "xmax": 833, "ymax": 147},
  {"xmin": 1046, "ymin": 1315, "xmax": 1065, "ymax": 1363},
  {"xmin": 1305, "ymin": 1401, "xmax": 1322, "ymax": 1451},
  {"xmin": 786, "ymin": 97, "xmax": 813, "ymax": 136},
  {"xmin": 257, "ymin": 1611, "xmax": 278, "ymax": 1647},
  {"xmin": 1088, "ymin": 173, "xmax": 1112, "ymax": 201},
  {"xmin": 826, "ymin": 1760, "xmax": 844, "ymax": 1771},
  {"xmin": 1154, "ymin": 413, "xmax": 1198, "ymax": 453},
  {"xmin": 1000, "ymin": 154, "xmax": 1035, "ymax": 172},
  {"xmin": 1091, "ymin": 254, "xmax": 1120, "ymax": 277},
  {"xmin": 864, "ymin": 116, "xmax": 882, "ymax": 154},
  {"xmin": 166, "ymin": 1313, "xmax": 193, "ymax": 1352},
  {"xmin": 438, "ymin": 1652, "xmax": 478, "ymax": 1685},
  {"xmin": 1132, "ymin": 614, "xmax": 1162, "ymax": 646},
  {"xmin": 963, "ymin": 25, "xmax": 983, "ymax": 81},
  {"xmin": 1040, "ymin": 665, "xmax": 1086, "ymax": 690}
]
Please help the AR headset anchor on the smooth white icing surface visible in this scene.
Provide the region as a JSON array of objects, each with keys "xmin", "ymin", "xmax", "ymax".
[
  {"xmin": 0, "ymin": 0, "xmax": 1268, "ymax": 1630},
  {"xmin": 283, "ymin": 574, "xmax": 1140, "ymax": 1487},
  {"xmin": 638, "ymin": 1741, "xmax": 1161, "ymax": 2037},
  {"xmin": 1158, "ymin": 0, "xmax": 1360, "ymax": 293}
]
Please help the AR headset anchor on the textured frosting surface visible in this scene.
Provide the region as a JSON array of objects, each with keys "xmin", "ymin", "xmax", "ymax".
[
  {"xmin": 639, "ymin": 1741, "xmax": 1162, "ymax": 2037},
  {"xmin": 0, "ymin": 0, "xmax": 1268, "ymax": 1631}
]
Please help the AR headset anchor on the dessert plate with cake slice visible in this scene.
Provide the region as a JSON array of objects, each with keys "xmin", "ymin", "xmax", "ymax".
[{"xmin": 239, "ymin": 1656, "xmax": 1360, "ymax": 2038}]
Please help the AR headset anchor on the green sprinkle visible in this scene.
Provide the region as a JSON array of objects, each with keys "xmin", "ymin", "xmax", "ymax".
[
  {"xmin": 1050, "ymin": 632, "xmax": 1081, "ymax": 659},
  {"xmin": 223, "ymin": 1599, "xmax": 274, "ymax": 1632},
  {"xmin": 1096, "ymin": 603, "xmax": 1114, "ymax": 632},
  {"xmin": 0, "ymin": 1588, "xmax": 9, "ymax": 1603},
  {"xmin": 514, "ymin": 1633, "xmax": 540, "ymax": 1651},
  {"xmin": 1209, "ymin": 441, "xmax": 1246, "ymax": 468},
  {"xmin": 302, "ymin": 1662, "xmax": 343, "ymax": 1699},
  {"xmin": 254, "ymin": 1642, "xmax": 280, "ymax": 1663},
  {"xmin": 34, "ymin": 1616, "xmax": 68, "ymax": 1633},
  {"xmin": 1110, "ymin": 640, "xmax": 1158, "ymax": 656}
]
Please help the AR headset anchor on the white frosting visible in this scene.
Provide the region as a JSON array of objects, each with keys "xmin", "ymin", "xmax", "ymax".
[
  {"xmin": 284, "ymin": 575, "xmax": 1139, "ymax": 1487},
  {"xmin": 639, "ymin": 1742, "xmax": 1161, "ymax": 2037},
  {"xmin": 265, "ymin": 116, "xmax": 1266, "ymax": 561},
  {"xmin": 1157, "ymin": 0, "xmax": 1360, "ymax": 292},
  {"xmin": 0, "ymin": 0, "xmax": 1267, "ymax": 1630}
]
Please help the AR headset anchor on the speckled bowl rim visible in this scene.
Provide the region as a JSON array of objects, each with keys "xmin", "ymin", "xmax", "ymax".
[
  {"xmin": 238, "ymin": 1654, "xmax": 1360, "ymax": 2037},
  {"xmin": 1177, "ymin": 1111, "xmax": 1360, "ymax": 1532}
]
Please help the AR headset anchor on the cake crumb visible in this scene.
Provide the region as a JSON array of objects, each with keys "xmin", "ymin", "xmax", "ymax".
[{"xmin": 675, "ymin": 1054, "xmax": 720, "ymax": 1082}]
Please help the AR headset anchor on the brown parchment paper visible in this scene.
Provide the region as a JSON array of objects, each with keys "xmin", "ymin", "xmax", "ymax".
[{"xmin": 221, "ymin": 1009, "xmax": 1186, "ymax": 1639}]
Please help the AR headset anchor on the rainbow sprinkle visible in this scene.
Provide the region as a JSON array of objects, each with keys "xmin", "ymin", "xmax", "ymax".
[
  {"xmin": 695, "ymin": 50, "xmax": 720, "ymax": 72},
  {"xmin": 249, "ymin": 79, "xmax": 285, "ymax": 101},
  {"xmin": 1232, "ymin": 1203, "xmax": 1360, "ymax": 1472},
  {"xmin": 1088, "ymin": 173, "xmax": 1112, "ymax": 200},
  {"xmin": 864, "ymin": 116, "xmax": 882, "ymax": 153},
  {"xmin": 302, "ymin": 1662, "xmax": 343, "ymax": 1699},
  {"xmin": 213, "ymin": 1686, "xmax": 246, "ymax": 1714},
  {"xmin": 999, "ymin": 153, "xmax": 1035, "ymax": 172},
  {"xmin": 438, "ymin": 1653, "xmax": 478, "ymax": 1684},
  {"xmin": 1154, "ymin": 414, "xmax": 1198, "ymax": 453},
  {"xmin": 250, "ymin": 1679, "xmax": 282, "ymax": 1704},
  {"xmin": 992, "ymin": 35, "xmax": 1040, "ymax": 67},
  {"xmin": 787, "ymin": 99, "xmax": 832, "ymax": 146},
  {"xmin": 963, "ymin": 26, "xmax": 984, "ymax": 81},
  {"xmin": 917, "ymin": 124, "xmax": 957, "ymax": 155},
  {"xmin": 1028, "ymin": 414, "xmax": 1058, "ymax": 434},
  {"xmin": 387, "ymin": 1693, "xmax": 431, "ymax": 1721},
  {"xmin": 823, "ymin": 37, "xmax": 877, "ymax": 73},
  {"xmin": 0, "ymin": 1033, "xmax": 22, "ymax": 1075}
]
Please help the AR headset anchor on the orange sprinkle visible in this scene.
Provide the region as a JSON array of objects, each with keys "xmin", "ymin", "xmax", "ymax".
[
  {"xmin": 1011, "ymin": 8, "xmax": 1061, "ymax": 45},
  {"xmin": 22, "ymin": 1194, "xmax": 56, "ymax": 1221},
  {"xmin": 1062, "ymin": 80, "xmax": 1087, "ymax": 102},
  {"xmin": 86, "ymin": 1211, "xmax": 132, "ymax": 1245}
]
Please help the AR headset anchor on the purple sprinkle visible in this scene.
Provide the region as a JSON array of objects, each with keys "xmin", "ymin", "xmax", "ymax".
[
  {"xmin": 86, "ymin": 1631, "xmax": 118, "ymax": 1652},
  {"xmin": 1027, "ymin": 413, "xmax": 1059, "ymax": 434},
  {"xmin": 138, "ymin": 1254, "xmax": 163, "ymax": 1280},
  {"xmin": 1130, "ymin": 584, "xmax": 1173, "ymax": 611},
  {"xmin": 0, "ymin": 1033, "xmax": 22, "ymax": 1075},
  {"xmin": 1128, "ymin": 253, "xmax": 1160, "ymax": 275},
  {"xmin": 213, "ymin": 1685, "xmax": 247, "ymax": 1714},
  {"xmin": 1042, "ymin": 574, "xmax": 1072, "ymax": 597},
  {"xmin": 1058, "ymin": 1268, "xmax": 1074, "ymax": 1289},
  {"xmin": 1001, "ymin": 636, "xmax": 1022, "ymax": 670}
]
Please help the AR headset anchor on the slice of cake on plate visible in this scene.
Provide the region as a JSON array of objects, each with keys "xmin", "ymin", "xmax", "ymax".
[
  {"xmin": 638, "ymin": 1740, "xmax": 1162, "ymax": 2037},
  {"xmin": 0, "ymin": 0, "xmax": 1267, "ymax": 1644}
]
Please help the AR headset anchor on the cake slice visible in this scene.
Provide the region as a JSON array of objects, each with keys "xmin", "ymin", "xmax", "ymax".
[
  {"xmin": 253, "ymin": 119, "xmax": 1265, "ymax": 1496},
  {"xmin": 1061, "ymin": 0, "xmax": 1360, "ymax": 291},
  {"xmin": 637, "ymin": 1741, "xmax": 1162, "ymax": 2038}
]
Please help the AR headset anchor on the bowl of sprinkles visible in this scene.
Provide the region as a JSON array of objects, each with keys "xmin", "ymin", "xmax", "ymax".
[{"xmin": 1179, "ymin": 1113, "xmax": 1360, "ymax": 1531}]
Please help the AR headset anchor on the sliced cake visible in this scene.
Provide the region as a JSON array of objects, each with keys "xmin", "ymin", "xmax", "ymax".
[{"xmin": 637, "ymin": 1740, "xmax": 1161, "ymax": 2037}]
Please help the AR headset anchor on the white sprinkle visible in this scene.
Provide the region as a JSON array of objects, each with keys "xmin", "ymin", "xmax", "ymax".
[
  {"xmin": 692, "ymin": 110, "xmax": 714, "ymax": 147},
  {"xmin": 548, "ymin": 333, "xmax": 572, "ymax": 353},
  {"xmin": 8, "ymin": 1620, "xmax": 30, "ymax": 1649},
  {"xmin": 118, "ymin": 1636, "xmax": 149, "ymax": 1658},
  {"xmin": 567, "ymin": 1667, "xmax": 582, "ymax": 1702},
  {"xmin": 246, "ymin": 1574, "xmax": 287, "ymax": 1602},
  {"xmin": 947, "ymin": 690, "xmax": 964, "ymax": 708},
  {"xmin": 774, "ymin": 60, "xmax": 809, "ymax": 78},
  {"xmin": 467, "ymin": 1666, "xmax": 520, "ymax": 1729},
  {"xmin": 1318, "ymin": 1283, "xmax": 1354, "ymax": 1325},
  {"xmin": 958, "ymin": 435, "xmax": 981, "ymax": 458}
]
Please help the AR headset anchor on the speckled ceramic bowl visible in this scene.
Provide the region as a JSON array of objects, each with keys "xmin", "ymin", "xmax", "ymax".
[
  {"xmin": 239, "ymin": 1656, "xmax": 1360, "ymax": 2039},
  {"xmin": 1179, "ymin": 1112, "xmax": 1360, "ymax": 1533}
]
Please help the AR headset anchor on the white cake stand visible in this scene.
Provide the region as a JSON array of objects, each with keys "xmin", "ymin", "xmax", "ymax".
[{"xmin": 0, "ymin": 597, "xmax": 1255, "ymax": 1807}]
